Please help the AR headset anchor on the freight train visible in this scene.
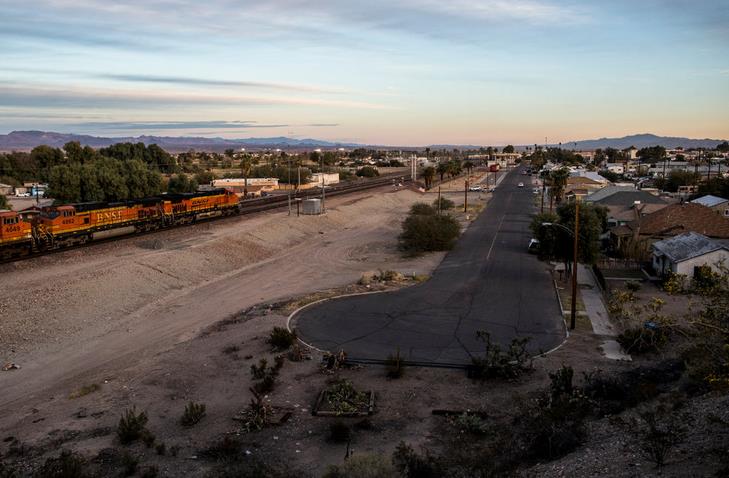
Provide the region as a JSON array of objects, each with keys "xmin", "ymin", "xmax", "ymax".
[{"xmin": 0, "ymin": 189, "xmax": 240, "ymax": 260}]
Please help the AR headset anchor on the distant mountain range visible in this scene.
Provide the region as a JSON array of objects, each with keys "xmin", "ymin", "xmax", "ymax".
[
  {"xmin": 0, "ymin": 131, "xmax": 360, "ymax": 153},
  {"xmin": 559, "ymin": 133, "xmax": 727, "ymax": 151},
  {"xmin": 0, "ymin": 130, "xmax": 726, "ymax": 153}
]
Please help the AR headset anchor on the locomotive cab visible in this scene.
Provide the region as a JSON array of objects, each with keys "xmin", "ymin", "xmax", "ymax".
[{"xmin": 0, "ymin": 211, "xmax": 33, "ymax": 258}]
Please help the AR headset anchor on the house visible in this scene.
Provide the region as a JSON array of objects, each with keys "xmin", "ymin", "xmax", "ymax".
[
  {"xmin": 585, "ymin": 188, "xmax": 669, "ymax": 227},
  {"xmin": 604, "ymin": 163, "xmax": 625, "ymax": 174},
  {"xmin": 0, "ymin": 183, "xmax": 13, "ymax": 196},
  {"xmin": 611, "ymin": 203, "xmax": 729, "ymax": 255},
  {"xmin": 570, "ymin": 170, "xmax": 610, "ymax": 185},
  {"xmin": 651, "ymin": 232, "xmax": 729, "ymax": 279},
  {"xmin": 691, "ymin": 195, "xmax": 729, "ymax": 217}
]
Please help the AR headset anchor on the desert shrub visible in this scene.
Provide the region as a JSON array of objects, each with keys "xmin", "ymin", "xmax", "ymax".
[
  {"xmin": 205, "ymin": 458, "xmax": 310, "ymax": 478},
  {"xmin": 432, "ymin": 196, "xmax": 454, "ymax": 211},
  {"xmin": 392, "ymin": 442, "xmax": 443, "ymax": 478},
  {"xmin": 237, "ymin": 389, "xmax": 274, "ymax": 432},
  {"xmin": 662, "ymin": 272, "xmax": 686, "ymax": 295},
  {"xmin": 617, "ymin": 325, "xmax": 667, "ymax": 354},
  {"xmin": 693, "ymin": 264, "xmax": 721, "ymax": 293},
  {"xmin": 518, "ymin": 366, "xmax": 591, "ymax": 460},
  {"xmin": 268, "ymin": 327, "xmax": 297, "ymax": 351},
  {"xmin": 328, "ymin": 420, "xmax": 351, "ymax": 443},
  {"xmin": 399, "ymin": 213, "xmax": 461, "ymax": 254},
  {"xmin": 470, "ymin": 331, "xmax": 532, "ymax": 380},
  {"xmin": 355, "ymin": 166, "xmax": 379, "ymax": 178},
  {"xmin": 409, "ymin": 203, "xmax": 436, "ymax": 216},
  {"xmin": 681, "ymin": 341, "xmax": 729, "ymax": 393},
  {"xmin": 181, "ymin": 401, "xmax": 206, "ymax": 427},
  {"xmin": 0, "ymin": 461, "xmax": 17, "ymax": 478},
  {"xmin": 385, "ymin": 349, "xmax": 405, "ymax": 379},
  {"xmin": 287, "ymin": 344, "xmax": 306, "ymax": 362},
  {"xmin": 635, "ymin": 404, "xmax": 688, "ymax": 469},
  {"xmin": 323, "ymin": 453, "xmax": 398, "ymax": 478},
  {"xmin": 250, "ymin": 356, "xmax": 284, "ymax": 394},
  {"xmin": 35, "ymin": 450, "xmax": 86, "ymax": 478},
  {"xmin": 325, "ymin": 380, "xmax": 369, "ymax": 415},
  {"xmin": 117, "ymin": 408, "xmax": 148, "ymax": 445},
  {"xmin": 222, "ymin": 344, "xmax": 240, "ymax": 355}
]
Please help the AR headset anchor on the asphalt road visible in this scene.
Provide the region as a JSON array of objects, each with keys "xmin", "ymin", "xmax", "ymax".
[{"xmin": 293, "ymin": 165, "xmax": 565, "ymax": 364}]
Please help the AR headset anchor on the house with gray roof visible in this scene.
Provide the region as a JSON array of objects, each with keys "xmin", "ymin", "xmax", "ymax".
[
  {"xmin": 691, "ymin": 195, "xmax": 729, "ymax": 217},
  {"xmin": 585, "ymin": 186, "xmax": 669, "ymax": 227},
  {"xmin": 651, "ymin": 231, "xmax": 729, "ymax": 279}
]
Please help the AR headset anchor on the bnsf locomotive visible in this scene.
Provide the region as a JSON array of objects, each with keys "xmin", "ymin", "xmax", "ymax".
[{"xmin": 0, "ymin": 189, "xmax": 240, "ymax": 260}]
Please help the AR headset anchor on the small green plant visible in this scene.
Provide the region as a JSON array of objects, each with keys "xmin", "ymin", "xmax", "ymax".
[
  {"xmin": 268, "ymin": 327, "xmax": 297, "ymax": 351},
  {"xmin": 236, "ymin": 389, "xmax": 274, "ymax": 432},
  {"xmin": 68, "ymin": 383, "xmax": 100, "ymax": 399},
  {"xmin": 432, "ymin": 196, "xmax": 454, "ymax": 211},
  {"xmin": 250, "ymin": 358, "xmax": 268, "ymax": 380},
  {"xmin": 662, "ymin": 272, "xmax": 686, "ymax": 295},
  {"xmin": 329, "ymin": 420, "xmax": 351, "ymax": 443},
  {"xmin": 325, "ymin": 380, "xmax": 369, "ymax": 415},
  {"xmin": 452, "ymin": 413, "xmax": 489, "ymax": 436},
  {"xmin": 385, "ymin": 349, "xmax": 405, "ymax": 379},
  {"xmin": 323, "ymin": 453, "xmax": 398, "ymax": 478},
  {"xmin": 37, "ymin": 450, "xmax": 87, "ymax": 478},
  {"xmin": 117, "ymin": 407, "xmax": 149, "ymax": 445},
  {"xmin": 181, "ymin": 401, "xmax": 206, "ymax": 427}
]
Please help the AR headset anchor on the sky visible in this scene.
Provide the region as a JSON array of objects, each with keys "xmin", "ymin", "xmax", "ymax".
[{"xmin": 1, "ymin": 0, "xmax": 728, "ymax": 146}]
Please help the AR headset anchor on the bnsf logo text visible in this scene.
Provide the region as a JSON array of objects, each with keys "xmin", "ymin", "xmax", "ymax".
[{"xmin": 98, "ymin": 211, "xmax": 122, "ymax": 221}]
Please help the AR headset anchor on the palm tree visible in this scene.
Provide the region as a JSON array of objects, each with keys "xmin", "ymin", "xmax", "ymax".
[
  {"xmin": 550, "ymin": 168, "xmax": 570, "ymax": 207},
  {"xmin": 239, "ymin": 154, "xmax": 259, "ymax": 198},
  {"xmin": 422, "ymin": 166, "xmax": 436, "ymax": 189},
  {"xmin": 464, "ymin": 161, "xmax": 474, "ymax": 176},
  {"xmin": 436, "ymin": 162, "xmax": 449, "ymax": 183}
]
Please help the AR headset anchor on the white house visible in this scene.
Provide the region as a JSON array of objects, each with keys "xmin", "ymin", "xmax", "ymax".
[{"xmin": 651, "ymin": 231, "xmax": 729, "ymax": 279}]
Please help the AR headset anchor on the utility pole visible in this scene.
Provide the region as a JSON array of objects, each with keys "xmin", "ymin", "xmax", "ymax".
[
  {"xmin": 570, "ymin": 199, "xmax": 580, "ymax": 330},
  {"xmin": 437, "ymin": 186, "xmax": 442, "ymax": 215},
  {"xmin": 320, "ymin": 152, "xmax": 325, "ymax": 213},
  {"xmin": 464, "ymin": 179, "xmax": 468, "ymax": 213},
  {"xmin": 288, "ymin": 156, "xmax": 292, "ymax": 216}
]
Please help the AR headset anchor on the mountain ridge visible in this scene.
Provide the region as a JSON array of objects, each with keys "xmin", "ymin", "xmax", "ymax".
[{"xmin": 0, "ymin": 130, "xmax": 726, "ymax": 152}]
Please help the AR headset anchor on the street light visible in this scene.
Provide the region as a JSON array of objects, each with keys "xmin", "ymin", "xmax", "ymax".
[{"xmin": 541, "ymin": 199, "xmax": 581, "ymax": 330}]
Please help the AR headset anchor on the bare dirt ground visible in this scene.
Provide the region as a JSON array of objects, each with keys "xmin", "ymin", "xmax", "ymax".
[{"xmin": 1, "ymin": 172, "xmax": 725, "ymax": 477}]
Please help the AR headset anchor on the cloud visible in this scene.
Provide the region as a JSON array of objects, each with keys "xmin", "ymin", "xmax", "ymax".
[
  {"xmin": 70, "ymin": 121, "xmax": 290, "ymax": 130},
  {"xmin": 100, "ymin": 74, "xmax": 347, "ymax": 94},
  {"xmin": 0, "ymin": 85, "xmax": 393, "ymax": 110}
]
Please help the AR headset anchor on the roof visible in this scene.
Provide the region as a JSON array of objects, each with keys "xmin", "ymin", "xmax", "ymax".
[
  {"xmin": 691, "ymin": 195, "xmax": 729, "ymax": 208},
  {"xmin": 567, "ymin": 176, "xmax": 602, "ymax": 186},
  {"xmin": 570, "ymin": 171, "xmax": 609, "ymax": 183},
  {"xmin": 652, "ymin": 232, "xmax": 728, "ymax": 263},
  {"xmin": 627, "ymin": 203, "xmax": 729, "ymax": 239},
  {"xmin": 585, "ymin": 185, "xmax": 636, "ymax": 202},
  {"xmin": 587, "ymin": 189, "xmax": 666, "ymax": 207},
  {"xmin": 607, "ymin": 203, "xmax": 668, "ymax": 222}
]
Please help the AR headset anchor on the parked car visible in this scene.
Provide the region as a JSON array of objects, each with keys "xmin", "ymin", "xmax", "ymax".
[
  {"xmin": 528, "ymin": 238, "xmax": 540, "ymax": 253},
  {"xmin": 517, "ymin": 182, "xmax": 524, "ymax": 188},
  {"xmin": 469, "ymin": 185, "xmax": 483, "ymax": 192}
]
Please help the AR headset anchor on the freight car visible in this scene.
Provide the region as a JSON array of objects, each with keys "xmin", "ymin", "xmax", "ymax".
[{"xmin": 0, "ymin": 189, "xmax": 240, "ymax": 257}]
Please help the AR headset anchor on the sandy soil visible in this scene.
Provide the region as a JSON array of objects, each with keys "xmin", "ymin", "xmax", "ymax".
[{"xmin": 0, "ymin": 175, "xmax": 489, "ymax": 420}]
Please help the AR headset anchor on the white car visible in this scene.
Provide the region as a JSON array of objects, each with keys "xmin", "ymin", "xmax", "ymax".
[
  {"xmin": 468, "ymin": 185, "xmax": 483, "ymax": 192},
  {"xmin": 517, "ymin": 182, "xmax": 524, "ymax": 188}
]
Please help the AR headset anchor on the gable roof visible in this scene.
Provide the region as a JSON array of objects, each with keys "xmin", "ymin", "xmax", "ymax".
[
  {"xmin": 584, "ymin": 185, "xmax": 636, "ymax": 203},
  {"xmin": 628, "ymin": 203, "xmax": 729, "ymax": 239},
  {"xmin": 652, "ymin": 231, "xmax": 728, "ymax": 263},
  {"xmin": 691, "ymin": 195, "xmax": 729, "ymax": 208},
  {"xmin": 588, "ymin": 189, "xmax": 666, "ymax": 207}
]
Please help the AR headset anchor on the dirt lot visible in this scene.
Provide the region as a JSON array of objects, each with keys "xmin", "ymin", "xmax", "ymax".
[{"xmin": 1, "ymin": 173, "xmax": 726, "ymax": 476}]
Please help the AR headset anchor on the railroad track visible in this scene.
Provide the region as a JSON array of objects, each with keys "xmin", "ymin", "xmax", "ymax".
[{"xmin": 0, "ymin": 174, "xmax": 412, "ymax": 265}]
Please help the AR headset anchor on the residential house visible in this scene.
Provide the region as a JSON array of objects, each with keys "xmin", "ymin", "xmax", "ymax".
[
  {"xmin": 691, "ymin": 195, "xmax": 729, "ymax": 217},
  {"xmin": 611, "ymin": 203, "xmax": 729, "ymax": 258},
  {"xmin": 0, "ymin": 183, "xmax": 13, "ymax": 196},
  {"xmin": 651, "ymin": 232, "xmax": 729, "ymax": 279},
  {"xmin": 586, "ymin": 187, "xmax": 669, "ymax": 227}
]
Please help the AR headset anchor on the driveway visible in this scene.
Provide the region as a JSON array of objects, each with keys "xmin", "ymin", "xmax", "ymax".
[{"xmin": 292, "ymin": 165, "xmax": 566, "ymax": 364}]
